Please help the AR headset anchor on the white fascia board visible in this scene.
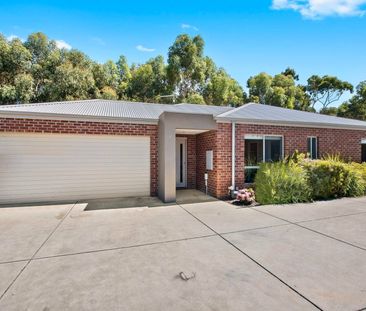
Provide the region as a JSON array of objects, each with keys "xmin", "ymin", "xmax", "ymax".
[
  {"xmin": 215, "ymin": 117, "xmax": 366, "ymax": 131},
  {"xmin": 0, "ymin": 111, "xmax": 159, "ymax": 125}
]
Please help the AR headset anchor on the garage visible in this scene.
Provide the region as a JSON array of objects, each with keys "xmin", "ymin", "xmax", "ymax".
[{"xmin": 0, "ymin": 133, "xmax": 150, "ymax": 204}]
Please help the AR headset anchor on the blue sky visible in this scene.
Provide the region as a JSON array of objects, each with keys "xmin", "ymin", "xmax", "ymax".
[{"xmin": 1, "ymin": 0, "xmax": 366, "ymax": 105}]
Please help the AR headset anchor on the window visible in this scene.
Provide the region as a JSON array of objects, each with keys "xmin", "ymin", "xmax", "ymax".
[
  {"xmin": 244, "ymin": 135, "xmax": 284, "ymax": 183},
  {"xmin": 307, "ymin": 137, "xmax": 318, "ymax": 159},
  {"xmin": 362, "ymin": 140, "xmax": 366, "ymax": 162}
]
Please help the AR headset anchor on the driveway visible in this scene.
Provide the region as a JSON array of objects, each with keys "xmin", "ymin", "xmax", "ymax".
[{"xmin": 0, "ymin": 197, "xmax": 366, "ymax": 310}]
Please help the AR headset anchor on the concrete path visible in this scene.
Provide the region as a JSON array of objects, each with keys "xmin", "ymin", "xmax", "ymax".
[{"xmin": 1, "ymin": 197, "xmax": 366, "ymax": 310}]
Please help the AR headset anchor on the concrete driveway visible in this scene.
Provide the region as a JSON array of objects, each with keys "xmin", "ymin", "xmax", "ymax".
[{"xmin": 0, "ymin": 197, "xmax": 366, "ymax": 310}]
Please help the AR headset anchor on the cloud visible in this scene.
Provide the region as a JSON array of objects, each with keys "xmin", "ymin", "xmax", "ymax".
[
  {"xmin": 7, "ymin": 34, "xmax": 24, "ymax": 42},
  {"xmin": 272, "ymin": 0, "xmax": 366, "ymax": 18},
  {"xmin": 136, "ymin": 44, "xmax": 155, "ymax": 52},
  {"xmin": 181, "ymin": 23, "xmax": 199, "ymax": 31},
  {"xmin": 55, "ymin": 40, "xmax": 72, "ymax": 50},
  {"xmin": 90, "ymin": 36, "xmax": 105, "ymax": 45}
]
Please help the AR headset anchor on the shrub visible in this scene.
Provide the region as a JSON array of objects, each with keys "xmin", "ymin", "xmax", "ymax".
[
  {"xmin": 236, "ymin": 188, "xmax": 255, "ymax": 205},
  {"xmin": 348, "ymin": 162, "xmax": 366, "ymax": 184},
  {"xmin": 255, "ymin": 161, "xmax": 312, "ymax": 205},
  {"xmin": 302, "ymin": 159, "xmax": 365, "ymax": 200}
]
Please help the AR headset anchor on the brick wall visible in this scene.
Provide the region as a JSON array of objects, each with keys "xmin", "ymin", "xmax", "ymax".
[
  {"xmin": 0, "ymin": 118, "xmax": 159, "ymax": 195},
  {"xmin": 216, "ymin": 123, "xmax": 232, "ymax": 198},
  {"xmin": 234, "ymin": 123, "xmax": 366, "ymax": 189},
  {"xmin": 196, "ymin": 130, "xmax": 217, "ymax": 196},
  {"xmin": 196, "ymin": 123, "xmax": 232, "ymax": 198},
  {"xmin": 3, "ymin": 117, "xmax": 365, "ymax": 200},
  {"xmin": 176, "ymin": 134, "xmax": 196, "ymax": 189},
  {"xmin": 197, "ymin": 123, "xmax": 366, "ymax": 198}
]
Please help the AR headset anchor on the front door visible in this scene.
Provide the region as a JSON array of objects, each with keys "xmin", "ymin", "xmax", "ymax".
[
  {"xmin": 362, "ymin": 144, "xmax": 366, "ymax": 162},
  {"xmin": 176, "ymin": 137, "xmax": 187, "ymax": 188}
]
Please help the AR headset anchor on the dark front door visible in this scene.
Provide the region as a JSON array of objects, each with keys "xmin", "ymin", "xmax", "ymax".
[{"xmin": 362, "ymin": 145, "xmax": 366, "ymax": 162}]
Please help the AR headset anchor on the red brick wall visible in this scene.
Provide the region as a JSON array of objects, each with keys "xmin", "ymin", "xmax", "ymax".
[
  {"xmin": 196, "ymin": 130, "xmax": 217, "ymax": 196},
  {"xmin": 234, "ymin": 123, "xmax": 366, "ymax": 189},
  {"xmin": 216, "ymin": 123, "xmax": 232, "ymax": 198},
  {"xmin": 196, "ymin": 123, "xmax": 232, "ymax": 198},
  {"xmin": 0, "ymin": 117, "xmax": 159, "ymax": 195},
  {"xmin": 176, "ymin": 135, "xmax": 196, "ymax": 189},
  {"xmin": 4, "ymin": 117, "xmax": 365, "ymax": 200}
]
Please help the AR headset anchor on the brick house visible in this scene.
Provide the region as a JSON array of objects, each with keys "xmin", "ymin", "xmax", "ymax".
[{"xmin": 1, "ymin": 100, "xmax": 366, "ymax": 204}]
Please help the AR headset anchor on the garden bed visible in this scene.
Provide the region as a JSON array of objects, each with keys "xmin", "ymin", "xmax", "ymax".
[{"xmin": 231, "ymin": 153, "xmax": 366, "ymax": 206}]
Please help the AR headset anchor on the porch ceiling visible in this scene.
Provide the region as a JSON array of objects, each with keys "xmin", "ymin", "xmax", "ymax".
[{"xmin": 176, "ymin": 129, "xmax": 210, "ymax": 135}]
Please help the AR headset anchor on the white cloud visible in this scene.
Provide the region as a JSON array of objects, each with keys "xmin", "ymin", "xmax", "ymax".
[
  {"xmin": 181, "ymin": 23, "xmax": 199, "ymax": 31},
  {"xmin": 7, "ymin": 34, "xmax": 24, "ymax": 42},
  {"xmin": 55, "ymin": 40, "xmax": 72, "ymax": 50},
  {"xmin": 272, "ymin": 0, "xmax": 366, "ymax": 18},
  {"xmin": 136, "ymin": 44, "xmax": 155, "ymax": 52}
]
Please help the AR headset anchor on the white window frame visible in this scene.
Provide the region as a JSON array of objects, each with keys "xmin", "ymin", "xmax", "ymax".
[
  {"xmin": 244, "ymin": 134, "xmax": 284, "ymax": 169},
  {"xmin": 307, "ymin": 136, "xmax": 318, "ymax": 160}
]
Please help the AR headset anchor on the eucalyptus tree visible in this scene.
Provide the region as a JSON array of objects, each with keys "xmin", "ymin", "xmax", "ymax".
[
  {"xmin": 306, "ymin": 75, "xmax": 353, "ymax": 110},
  {"xmin": 337, "ymin": 81, "xmax": 366, "ymax": 120}
]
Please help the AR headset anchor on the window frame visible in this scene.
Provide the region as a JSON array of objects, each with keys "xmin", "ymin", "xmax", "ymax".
[
  {"xmin": 307, "ymin": 136, "xmax": 318, "ymax": 160},
  {"xmin": 244, "ymin": 134, "xmax": 284, "ymax": 169}
]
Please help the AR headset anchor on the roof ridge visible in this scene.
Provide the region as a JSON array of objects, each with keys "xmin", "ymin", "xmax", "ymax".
[{"xmin": 216, "ymin": 102, "xmax": 255, "ymax": 118}]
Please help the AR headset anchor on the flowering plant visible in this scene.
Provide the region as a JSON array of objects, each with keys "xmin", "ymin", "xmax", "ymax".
[{"xmin": 236, "ymin": 188, "xmax": 255, "ymax": 205}]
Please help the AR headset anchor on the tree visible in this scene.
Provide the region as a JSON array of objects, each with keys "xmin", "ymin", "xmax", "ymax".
[
  {"xmin": 204, "ymin": 69, "xmax": 244, "ymax": 106},
  {"xmin": 186, "ymin": 93, "xmax": 205, "ymax": 104},
  {"xmin": 100, "ymin": 86, "xmax": 118, "ymax": 100},
  {"xmin": 319, "ymin": 106, "xmax": 338, "ymax": 116},
  {"xmin": 306, "ymin": 75, "xmax": 353, "ymax": 110},
  {"xmin": 0, "ymin": 35, "xmax": 33, "ymax": 104},
  {"xmin": 45, "ymin": 50, "xmax": 96, "ymax": 101},
  {"xmin": 128, "ymin": 56, "xmax": 168, "ymax": 102},
  {"xmin": 92, "ymin": 60, "xmax": 119, "ymax": 98},
  {"xmin": 102, "ymin": 60, "xmax": 119, "ymax": 89},
  {"xmin": 23, "ymin": 32, "xmax": 58, "ymax": 101},
  {"xmin": 167, "ymin": 34, "xmax": 207, "ymax": 101},
  {"xmin": 247, "ymin": 72, "xmax": 272, "ymax": 104},
  {"xmin": 337, "ymin": 81, "xmax": 366, "ymax": 120},
  {"xmin": 247, "ymin": 71, "xmax": 309, "ymax": 110},
  {"xmin": 281, "ymin": 67, "xmax": 299, "ymax": 81},
  {"xmin": 14, "ymin": 73, "xmax": 34, "ymax": 103},
  {"xmin": 116, "ymin": 55, "xmax": 131, "ymax": 99}
]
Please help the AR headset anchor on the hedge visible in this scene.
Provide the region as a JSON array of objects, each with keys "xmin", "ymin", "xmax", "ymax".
[{"xmin": 254, "ymin": 156, "xmax": 366, "ymax": 205}]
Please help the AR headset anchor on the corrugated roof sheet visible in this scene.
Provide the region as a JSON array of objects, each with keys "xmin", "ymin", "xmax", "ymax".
[
  {"xmin": 1, "ymin": 100, "xmax": 366, "ymax": 130},
  {"xmin": 0, "ymin": 99, "xmax": 233, "ymax": 121},
  {"xmin": 216, "ymin": 103, "xmax": 366, "ymax": 129}
]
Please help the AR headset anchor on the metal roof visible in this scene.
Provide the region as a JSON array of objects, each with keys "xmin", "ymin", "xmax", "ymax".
[
  {"xmin": 216, "ymin": 102, "xmax": 366, "ymax": 130},
  {"xmin": 0, "ymin": 100, "xmax": 365, "ymax": 130},
  {"xmin": 0, "ymin": 99, "xmax": 233, "ymax": 122}
]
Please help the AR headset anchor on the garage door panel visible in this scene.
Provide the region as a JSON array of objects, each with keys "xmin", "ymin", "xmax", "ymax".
[{"xmin": 0, "ymin": 133, "xmax": 151, "ymax": 204}]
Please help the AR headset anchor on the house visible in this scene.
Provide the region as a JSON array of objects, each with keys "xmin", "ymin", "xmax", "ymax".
[{"xmin": 1, "ymin": 100, "xmax": 366, "ymax": 204}]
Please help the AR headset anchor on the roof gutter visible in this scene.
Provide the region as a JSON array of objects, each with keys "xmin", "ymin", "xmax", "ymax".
[
  {"xmin": 215, "ymin": 117, "xmax": 366, "ymax": 131},
  {"xmin": 0, "ymin": 110, "xmax": 159, "ymax": 125}
]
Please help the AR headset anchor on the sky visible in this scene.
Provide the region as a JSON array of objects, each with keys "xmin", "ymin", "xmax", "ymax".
[{"xmin": 1, "ymin": 0, "xmax": 366, "ymax": 105}]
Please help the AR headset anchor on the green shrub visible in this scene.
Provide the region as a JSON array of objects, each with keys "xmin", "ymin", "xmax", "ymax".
[
  {"xmin": 346, "ymin": 162, "xmax": 366, "ymax": 196},
  {"xmin": 255, "ymin": 161, "xmax": 312, "ymax": 205},
  {"xmin": 348, "ymin": 162, "xmax": 366, "ymax": 183},
  {"xmin": 302, "ymin": 160, "xmax": 365, "ymax": 200}
]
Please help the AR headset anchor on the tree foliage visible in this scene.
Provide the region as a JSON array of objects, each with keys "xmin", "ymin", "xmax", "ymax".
[
  {"xmin": 337, "ymin": 81, "xmax": 366, "ymax": 120},
  {"xmin": 306, "ymin": 75, "xmax": 353, "ymax": 110},
  {"xmin": 247, "ymin": 71, "xmax": 310, "ymax": 110},
  {"xmin": 0, "ymin": 32, "xmax": 246, "ymax": 106},
  {"xmin": 0, "ymin": 31, "xmax": 361, "ymax": 121}
]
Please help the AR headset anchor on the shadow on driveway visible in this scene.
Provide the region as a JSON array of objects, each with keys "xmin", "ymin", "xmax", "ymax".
[{"xmin": 84, "ymin": 189, "xmax": 217, "ymax": 211}]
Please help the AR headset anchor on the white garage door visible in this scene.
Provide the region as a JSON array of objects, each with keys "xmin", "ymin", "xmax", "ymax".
[{"xmin": 0, "ymin": 133, "xmax": 150, "ymax": 204}]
